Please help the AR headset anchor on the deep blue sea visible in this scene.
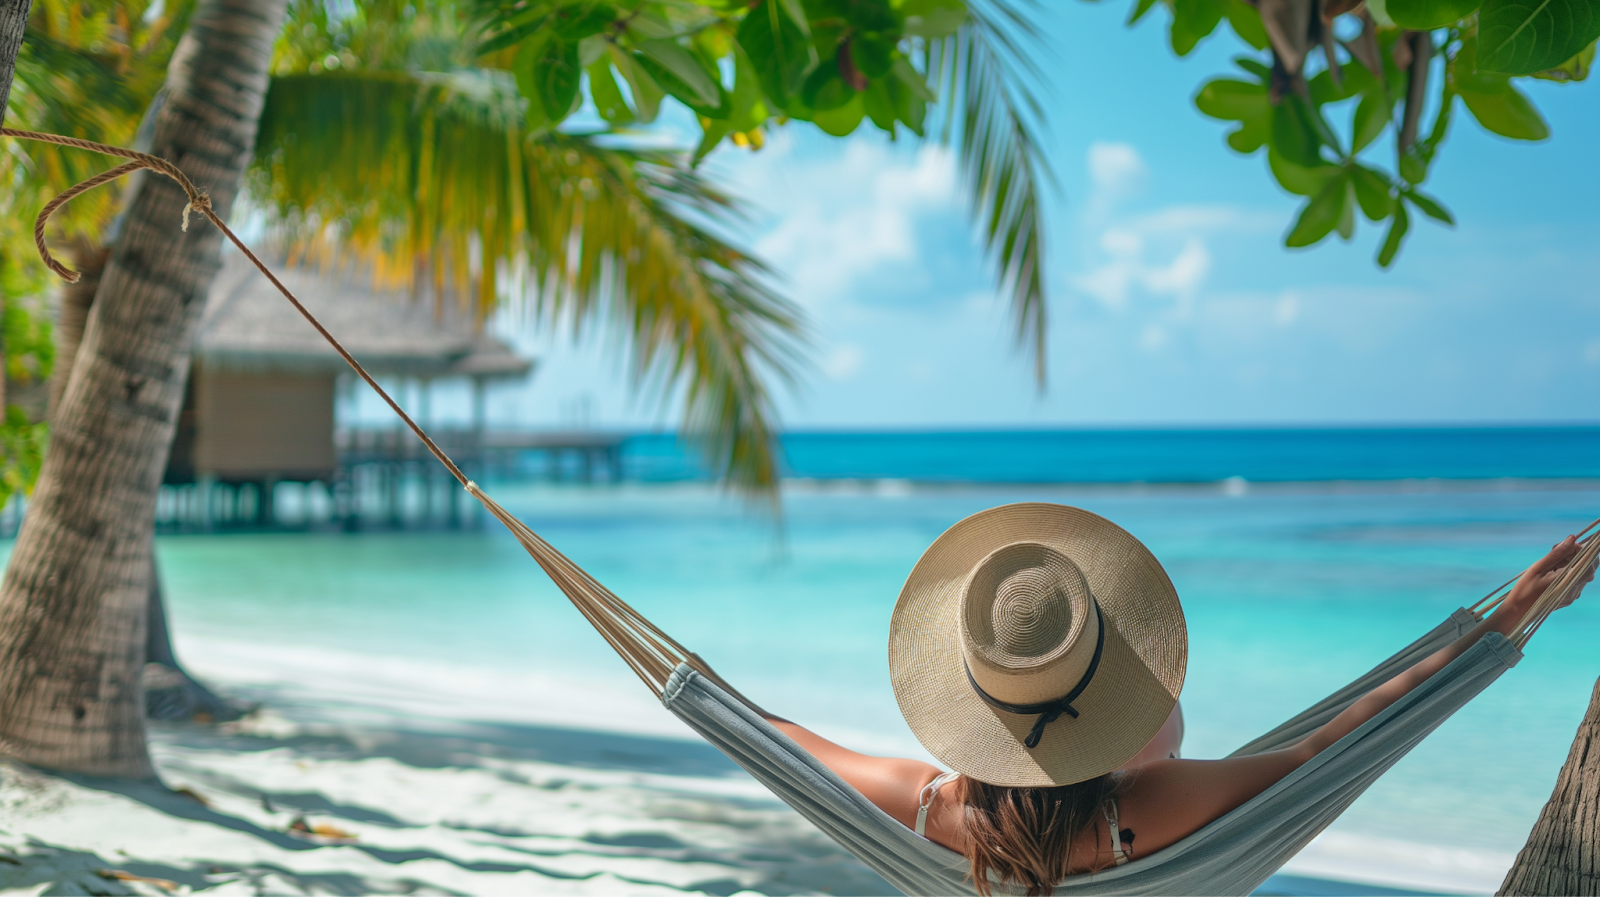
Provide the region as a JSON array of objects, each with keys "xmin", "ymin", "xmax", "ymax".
[
  {"xmin": 623, "ymin": 426, "xmax": 1600, "ymax": 483},
  {"xmin": 78, "ymin": 427, "xmax": 1600, "ymax": 891}
]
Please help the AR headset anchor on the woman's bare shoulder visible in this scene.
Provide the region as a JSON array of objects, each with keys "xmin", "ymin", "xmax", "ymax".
[{"xmin": 1117, "ymin": 749, "xmax": 1310, "ymax": 854}]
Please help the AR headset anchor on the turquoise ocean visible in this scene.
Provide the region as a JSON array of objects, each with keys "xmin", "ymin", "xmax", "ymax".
[{"xmin": 132, "ymin": 427, "xmax": 1600, "ymax": 891}]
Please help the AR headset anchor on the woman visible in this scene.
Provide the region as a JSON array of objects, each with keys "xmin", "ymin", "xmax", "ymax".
[{"xmin": 763, "ymin": 504, "xmax": 1591, "ymax": 896}]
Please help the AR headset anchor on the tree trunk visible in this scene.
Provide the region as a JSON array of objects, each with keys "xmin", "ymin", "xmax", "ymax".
[
  {"xmin": 46, "ymin": 239, "xmax": 108, "ymax": 421},
  {"xmin": 54, "ymin": 241, "xmax": 243, "ymax": 725},
  {"xmin": 0, "ymin": 0, "xmax": 33, "ymax": 126},
  {"xmin": 143, "ymin": 556, "xmax": 245, "ymax": 722},
  {"xmin": 0, "ymin": 0, "xmax": 284, "ymax": 778},
  {"xmin": 1499, "ymin": 676, "xmax": 1600, "ymax": 896}
]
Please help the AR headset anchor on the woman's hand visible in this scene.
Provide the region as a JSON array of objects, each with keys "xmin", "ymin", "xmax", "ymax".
[{"xmin": 1501, "ymin": 535, "xmax": 1596, "ymax": 621}]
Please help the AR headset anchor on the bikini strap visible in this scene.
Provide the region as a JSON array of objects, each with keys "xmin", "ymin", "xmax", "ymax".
[
  {"xmin": 915, "ymin": 772, "xmax": 960, "ymax": 838},
  {"xmin": 1103, "ymin": 798, "xmax": 1130, "ymax": 866}
]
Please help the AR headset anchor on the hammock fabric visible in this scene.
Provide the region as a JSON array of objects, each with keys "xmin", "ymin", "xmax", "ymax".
[{"xmin": 13, "ymin": 135, "xmax": 1595, "ymax": 896}]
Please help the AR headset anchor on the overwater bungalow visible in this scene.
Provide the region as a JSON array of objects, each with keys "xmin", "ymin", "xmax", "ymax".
[{"xmin": 162, "ymin": 251, "xmax": 535, "ymax": 527}]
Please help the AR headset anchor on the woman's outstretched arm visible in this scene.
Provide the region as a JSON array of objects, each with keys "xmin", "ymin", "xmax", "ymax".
[{"xmin": 1120, "ymin": 535, "xmax": 1594, "ymax": 855}]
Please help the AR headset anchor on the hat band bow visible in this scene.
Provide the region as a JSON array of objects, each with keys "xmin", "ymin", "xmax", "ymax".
[{"xmin": 964, "ymin": 603, "xmax": 1107, "ymax": 750}]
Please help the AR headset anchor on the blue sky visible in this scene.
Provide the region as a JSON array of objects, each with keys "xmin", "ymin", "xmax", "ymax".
[{"xmin": 470, "ymin": 3, "xmax": 1600, "ymax": 431}]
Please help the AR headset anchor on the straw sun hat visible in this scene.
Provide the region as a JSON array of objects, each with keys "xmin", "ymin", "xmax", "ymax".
[{"xmin": 889, "ymin": 503, "xmax": 1187, "ymax": 788}]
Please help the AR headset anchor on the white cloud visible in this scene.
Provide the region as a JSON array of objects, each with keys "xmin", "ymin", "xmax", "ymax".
[
  {"xmin": 823, "ymin": 344, "xmax": 865, "ymax": 380},
  {"xmin": 1274, "ymin": 292, "xmax": 1300, "ymax": 327},
  {"xmin": 717, "ymin": 134, "xmax": 959, "ymax": 309},
  {"xmin": 1086, "ymin": 142, "xmax": 1146, "ymax": 215},
  {"xmin": 1070, "ymin": 143, "xmax": 1271, "ymax": 340}
]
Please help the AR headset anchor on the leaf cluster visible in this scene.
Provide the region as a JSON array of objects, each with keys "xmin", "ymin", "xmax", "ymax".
[
  {"xmin": 256, "ymin": 14, "xmax": 807, "ymax": 500},
  {"xmin": 1135, "ymin": 0, "xmax": 1595, "ymax": 265},
  {"xmin": 474, "ymin": 0, "xmax": 963, "ymax": 149},
  {"xmin": 469, "ymin": 0, "xmax": 1056, "ymax": 384}
]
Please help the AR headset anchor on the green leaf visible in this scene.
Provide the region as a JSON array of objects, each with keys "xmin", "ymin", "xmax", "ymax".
[
  {"xmin": 779, "ymin": 0, "xmax": 813, "ymax": 36},
  {"xmin": 813, "ymin": 93, "xmax": 866, "ymax": 136},
  {"xmin": 1222, "ymin": 0, "xmax": 1270, "ymax": 49},
  {"xmin": 634, "ymin": 39, "xmax": 723, "ymax": 109},
  {"xmin": 1286, "ymin": 173, "xmax": 1353, "ymax": 247},
  {"xmin": 1402, "ymin": 187, "xmax": 1454, "ymax": 224},
  {"xmin": 1377, "ymin": 201, "xmax": 1410, "ymax": 267},
  {"xmin": 551, "ymin": 2, "xmax": 617, "ymax": 40},
  {"xmin": 728, "ymin": 48, "xmax": 771, "ymax": 131},
  {"xmin": 1269, "ymin": 146, "xmax": 1341, "ymax": 196},
  {"xmin": 864, "ymin": 76, "xmax": 898, "ymax": 131},
  {"xmin": 1309, "ymin": 69, "xmax": 1361, "ymax": 104},
  {"xmin": 1194, "ymin": 78, "xmax": 1268, "ymax": 120},
  {"xmin": 514, "ymin": 37, "xmax": 553, "ymax": 129},
  {"xmin": 1271, "ymin": 96, "xmax": 1325, "ymax": 167},
  {"xmin": 1459, "ymin": 81, "xmax": 1551, "ymax": 139},
  {"xmin": 802, "ymin": 64, "xmax": 856, "ymax": 110},
  {"xmin": 1532, "ymin": 38, "xmax": 1596, "ymax": 80},
  {"xmin": 587, "ymin": 60, "xmax": 634, "ymax": 123},
  {"xmin": 852, "ymin": 34, "xmax": 897, "ymax": 77},
  {"xmin": 1172, "ymin": 0, "xmax": 1225, "ymax": 56},
  {"xmin": 1228, "ymin": 115, "xmax": 1270, "ymax": 152},
  {"xmin": 1351, "ymin": 165, "xmax": 1394, "ymax": 220},
  {"xmin": 901, "ymin": 0, "xmax": 967, "ymax": 37},
  {"xmin": 892, "ymin": 56, "xmax": 936, "ymax": 101},
  {"xmin": 1351, "ymin": 91, "xmax": 1389, "ymax": 152},
  {"xmin": 1386, "ymin": 0, "xmax": 1480, "ymax": 30},
  {"xmin": 1397, "ymin": 147, "xmax": 1428, "ymax": 184},
  {"xmin": 891, "ymin": 61, "xmax": 927, "ymax": 135},
  {"xmin": 610, "ymin": 44, "xmax": 663, "ymax": 123},
  {"xmin": 1366, "ymin": 0, "xmax": 1399, "ymax": 28},
  {"xmin": 1128, "ymin": 0, "xmax": 1161, "ymax": 24},
  {"xmin": 526, "ymin": 38, "xmax": 582, "ymax": 127},
  {"xmin": 694, "ymin": 117, "xmax": 736, "ymax": 163},
  {"xmin": 1336, "ymin": 181, "xmax": 1356, "ymax": 239},
  {"xmin": 1479, "ymin": 0, "xmax": 1600, "ymax": 74},
  {"xmin": 1233, "ymin": 55, "xmax": 1273, "ymax": 80},
  {"xmin": 479, "ymin": 12, "xmax": 550, "ymax": 56},
  {"xmin": 736, "ymin": 0, "xmax": 812, "ymax": 109}
]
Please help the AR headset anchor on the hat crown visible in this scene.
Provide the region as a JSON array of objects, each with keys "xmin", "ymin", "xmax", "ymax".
[{"xmin": 961, "ymin": 541, "xmax": 1099, "ymax": 706}]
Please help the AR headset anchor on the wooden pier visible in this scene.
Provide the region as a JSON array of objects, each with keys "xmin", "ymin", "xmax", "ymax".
[{"xmin": 152, "ymin": 427, "xmax": 630, "ymax": 532}]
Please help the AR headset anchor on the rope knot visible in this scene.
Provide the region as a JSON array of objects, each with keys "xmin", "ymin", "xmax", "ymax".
[{"xmin": 181, "ymin": 192, "xmax": 213, "ymax": 232}]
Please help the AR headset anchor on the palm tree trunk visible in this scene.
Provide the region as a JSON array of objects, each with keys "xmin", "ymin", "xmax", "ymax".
[
  {"xmin": 0, "ymin": 0, "xmax": 33, "ymax": 125},
  {"xmin": 143, "ymin": 556, "xmax": 245, "ymax": 722},
  {"xmin": 0, "ymin": 0, "xmax": 284, "ymax": 778},
  {"xmin": 1499, "ymin": 676, "xmax": 1600, "ymax": 896},
  {"xmin": 47, "ymin": 239, "xmax": 108, "ymax": 420}
]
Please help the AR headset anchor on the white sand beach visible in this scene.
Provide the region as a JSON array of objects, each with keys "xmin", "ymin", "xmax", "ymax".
[{"xmin": 0, "ymin": 690, "xmax": 1515, "ymax": 897}]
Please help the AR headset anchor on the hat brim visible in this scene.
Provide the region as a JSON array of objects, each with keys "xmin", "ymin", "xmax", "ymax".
[{"xmin": 889, "ymin": 503, "xmax": 1187, "ymax": 787}]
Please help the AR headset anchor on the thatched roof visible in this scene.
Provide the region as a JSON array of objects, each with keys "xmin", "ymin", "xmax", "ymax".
[{"xmin": 195, "ymin": 250, "xmax": 534, "ymax": 379}]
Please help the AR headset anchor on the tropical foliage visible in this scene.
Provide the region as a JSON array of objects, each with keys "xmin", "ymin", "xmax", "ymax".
[
  {"xmin": 1123, "ymin": 0, "xmax": 1597, "ymax": 264},
  {"xmin": 0, "ymin": 0, "xmax": 191, "ymax": 506},
  {"xmin": 468, "ymin": 0, "xmax": 1053, "ymax": 381},
  {"xmin": 256, "ymin": 0, "xmax": 806, "ymax": 497}
]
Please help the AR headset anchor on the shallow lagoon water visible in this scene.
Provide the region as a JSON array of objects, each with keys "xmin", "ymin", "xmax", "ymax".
[{"xmin": 142, "ymin": 477, "xmax": 1600, "ymax": 878}]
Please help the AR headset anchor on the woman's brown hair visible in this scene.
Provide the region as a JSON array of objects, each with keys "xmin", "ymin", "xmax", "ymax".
[{"xmin": 955, "ymin": 773, "xmax": 1124, "ymax": 897}]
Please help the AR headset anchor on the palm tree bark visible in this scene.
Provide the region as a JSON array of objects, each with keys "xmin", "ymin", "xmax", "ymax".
[
  {"xmin": 144, "ymin": 557, "xmax": 245, "ymax": 722},
  {"xmin": 0, "ymin": 0, "xmax": 33, "ymax": 125},
  {"xmin": 48, "ymin": 239, "xmax": 107, "ymax": 418},
  {"xmin": 0, "ymin": 0, "xmax": 285, "ymax": 778},
  {"xmin": 1499, "ymin": 676, "xmax": 1600, "ymax": 896}
]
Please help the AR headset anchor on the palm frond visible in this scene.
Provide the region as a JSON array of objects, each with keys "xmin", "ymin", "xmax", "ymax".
[
  {"xmin": 930, "ymin": 0, "xmax": 1052, "ymax": 387},
  {"xmin": 250, "ymin": 69, "xmax": 806, "ymax": 501}
]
